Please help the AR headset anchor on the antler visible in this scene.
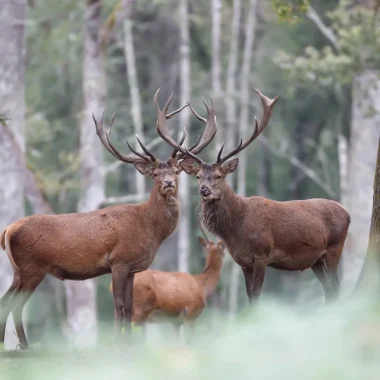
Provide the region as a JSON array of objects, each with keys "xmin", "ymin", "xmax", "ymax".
[
  {"xmin": 185, "ymin": 97, "xmax": 217, "ymax": 155},
  {"xmin": 154, "ymin": 88, "xmax": 188, "ymax": 158},
  {"xmin": 93, "ymin": 112, "xmax": 155, "ymax": 164},
  {"xmin": 216, "ymin": 88, "xmax": 279, "ymax": 164}
]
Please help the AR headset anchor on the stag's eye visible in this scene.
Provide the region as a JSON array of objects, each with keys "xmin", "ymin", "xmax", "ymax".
[
  {"xmin": 196, "ymin": 174, "xmax": 200, "ymax": 179},
  {"xmin": 216, "ymin": 174, "xmax": 222, "ymax": 180},
  {"xmin": 153, "ymin": 172, "xmax": 158, "ymax": 177},
  {"xmin": 174, "ymin": 168, "xmax": 179, "ymax": 175}
]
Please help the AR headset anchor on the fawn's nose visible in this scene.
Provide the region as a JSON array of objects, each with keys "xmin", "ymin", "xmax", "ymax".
[{"xmin": 199, "ymin": 185, "xmax": 211, "ymax": 196}]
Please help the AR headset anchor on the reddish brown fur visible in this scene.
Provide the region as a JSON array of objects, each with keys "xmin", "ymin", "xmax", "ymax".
[
  {"xmin": 0, "ymin": 160, "xmax": 182, "ymax": 348},
  {"xmin": 110, "ymin": 238, "xmax": 225, "ymax": 329},
  {"xmin": 180, "ymin": 88, "xmax": 350, "ymax": 304}
]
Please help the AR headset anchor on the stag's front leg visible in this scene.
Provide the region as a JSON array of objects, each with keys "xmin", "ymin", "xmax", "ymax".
[
  {"xmin": 123, "ymin": 272, "xmax": 135, "ymax": 338},
  {"xmin": 111, "ymin": 264, "xmax": 130, "ymax": 341},
  {"xmin": 241, "ymin": 266, "xmax": 254, "ymax": 302}
]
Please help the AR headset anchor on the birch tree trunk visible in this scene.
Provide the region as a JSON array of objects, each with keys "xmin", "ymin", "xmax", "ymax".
[
  {"xmin": 354, "ymin": 135, "xmax": 380, "ymax": 293},
  {"xmin": 177, "ymin": 0, "xmax": 191, "ymax": 272},
  {"xmin": 229, "ymin": 0, "xmax": 258, "ymax": 315},
  {"xmin": 65, "ymin": 0, "xmax": 106, "ymax": 346},
  {"xmin": 341, "ymin": 70, "xmax": 380, "ymax": 294},
  {"xmin": 225, "ymin": 0, "xmax": 241, "ymax": 189},
  {"xmin": 211, "ymin": 0, "xmax": 223, "ymax": 154},
  {"xmin": 0, "ymin": 0, "xmax": 26, "ymax": 349},
  {"xmin": 124, "ymin": 16, "xmax": 145, "ymax": 200}
]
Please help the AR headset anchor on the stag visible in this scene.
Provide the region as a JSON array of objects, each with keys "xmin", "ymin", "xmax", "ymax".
[
  {"xmin": 0, "ymin": 89, "xmax": 217, "ymax": 349},
  {"xmin": 110, "ymin": 220, "xmax": 225, "ymax": 333},
  {"xmin": 179, "ymin": 88, "xmax": 350, "ymax": 304}
]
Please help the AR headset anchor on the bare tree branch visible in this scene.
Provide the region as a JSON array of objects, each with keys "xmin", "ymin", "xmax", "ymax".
[
  {"xmin": 101, "ymin": 193, "xmax": 150, "ymax": 206},
  {"xmin": 306, "ymin": 5, "xmax": 338, "ymax": 49}
]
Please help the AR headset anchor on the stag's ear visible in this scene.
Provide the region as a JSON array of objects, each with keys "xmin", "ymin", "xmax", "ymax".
[
  {"xmin": 179, "ymin": 158, "xmax": 200, "ymax": 175},
  {"xmin": 134, "ymin": 162, "xmax": 154, "ymax": 176},
  {"xmin": 218, "ymin": 241, "xmax": 226, "ymax": 252},
  {"xmin": 198, "ymin": 236, "xmax": 208, "ymax": 249},
  {"xmin": 221, "ymin": 158, "xmax": 239, "ymax": 175}
]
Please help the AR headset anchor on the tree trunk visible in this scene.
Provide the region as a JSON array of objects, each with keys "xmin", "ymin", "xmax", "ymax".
[
  {"xmin": 65, "ymin": 0, "xmax": 106, "ymax": 346},
  {"xmin": 0, "ymin": 0, "xmax": 26, "ymax": 349},
  {"xmin": 229, "ymin": 0, "xmax": 258, "ymax": 315},
  {"xmin": 355, "ymin": 136, "xmax": 380, "ymax": 293},
  {"xmin": 341, "ymin": 70, "xmax": 380, "ymax": 294},
  {"xmin": 177, "ymin": 0, "xmax": 191, "ymax": 273},
  {"xmin": 211, "ymin": 0, "xmax": 223, "ymax": 154},
  {"xmin": 225, "ymin": 0, "xmax": 241, "ymax": 189},
  {"xmin": 124, "ymin": 15, "xmax": 145, "ymax": 200}
]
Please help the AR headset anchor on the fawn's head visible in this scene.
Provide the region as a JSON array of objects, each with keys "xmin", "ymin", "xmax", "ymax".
[
  {"xmin": 93, "ymin": 89, "xmax": 217, "ymax": 197},
  {"xmin": 180, "ymin": 88, "xmax": 279, "ymax": 202},
  {"xmin": 199, "ymin": 236, "xmax": 225, "ymax": 259}
]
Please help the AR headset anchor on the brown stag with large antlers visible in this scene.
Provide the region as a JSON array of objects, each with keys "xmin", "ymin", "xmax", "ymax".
[
  {"xmin": 179, "ymin": 88, "xmax": 350, "ymax": 304},
  {"xmin": 0, "ymin": 89, "xmax": 217, "ymax": 349}
]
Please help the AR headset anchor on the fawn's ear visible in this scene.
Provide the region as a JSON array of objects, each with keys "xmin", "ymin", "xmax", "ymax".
[
  {"xmin": 179, "ymin": 158, "xmax": 200, "ymax": 175},
  {"xmin": 221, "ymin": 158, "xmax": 239, "ymax": 175},
  {"xmin": 134, "ymin": 161, "xmax": 154, "ymax": 176},
  {"xmin": 198, "ymin": 236, "xmax": 208, "ymax": 249}
]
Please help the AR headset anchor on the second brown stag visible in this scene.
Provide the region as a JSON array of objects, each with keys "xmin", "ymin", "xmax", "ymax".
[
  {"xmin": 179, "ymin": 88, "xmax": 350, "ymax": 304},
  {"xmin": 110, "ymin": 221, "xmax": 225, "ymax": 332},
  {"xmin": 0, "ymin": 89, "xmax": 217, "ymax": 349}
]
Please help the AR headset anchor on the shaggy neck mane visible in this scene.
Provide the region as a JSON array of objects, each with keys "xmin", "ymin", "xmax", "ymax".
[
  {"xmin": 145, "ymin": 182, "xmax": 180, "ymax": 240},
  {"xmin": 201, "ymin": 183, "xmax": 245, "ymax": 240}
]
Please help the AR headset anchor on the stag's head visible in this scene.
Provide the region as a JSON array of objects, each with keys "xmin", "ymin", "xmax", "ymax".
[
  {"xmin": 180, "ymin": 88, "xmax": 279, "ymax": 202},
  {"xmin": 93, "ymin": 88, "xmax": 217, "ymax": 197}
]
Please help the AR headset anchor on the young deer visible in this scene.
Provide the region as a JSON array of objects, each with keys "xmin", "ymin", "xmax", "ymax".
[
  {"xmin": 110, "ymin": 222, "xmax": 225, "ymax": 331},
  {"xmin": 179, "ymin": 88, "xmax": 351, "ymax": 304},
  {"xmin": 0, "ymin": 89, "xmax": 217, "ymax": 349}
]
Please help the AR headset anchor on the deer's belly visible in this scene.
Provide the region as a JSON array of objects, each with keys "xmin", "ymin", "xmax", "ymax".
[{"xmin": 267, "ymin": 247, "xmax": 325, "ymax": 271}]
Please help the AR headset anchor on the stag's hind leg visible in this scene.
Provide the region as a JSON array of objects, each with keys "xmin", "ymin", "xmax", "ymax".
[
  {"xmin": 11, "ymin": 269, "xmax": 46, "ymax": 349},
  {"xmin": 0, "ymin": 277, "xmax": 20, "ymax": 345},
  {"xmin": 312, "ymin": 253, "xmax": 339, "ymax": 302}
]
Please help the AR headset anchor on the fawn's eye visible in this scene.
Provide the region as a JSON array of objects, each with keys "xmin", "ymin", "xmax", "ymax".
[{"xmin": 196, "ymin": 175, "xmax": 200, "ymax": 179}]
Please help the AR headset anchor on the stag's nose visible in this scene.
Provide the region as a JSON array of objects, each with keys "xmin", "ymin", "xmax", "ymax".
[
  {"xmin": 199, "ymin": 185, "xmax": 211, "ymax": 196},
  {"xmin": 164, "ymin": 179, "xmax": 175, "ymax": 188}
]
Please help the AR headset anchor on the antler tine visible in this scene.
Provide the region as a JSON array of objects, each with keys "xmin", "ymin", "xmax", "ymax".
[
  {"xmin": 154, "ymin": 88, "xmax": 189, "ymax": 152},
  {"xmin": 136, "ymin": 135, "xmax": 157, "ymax": 162},
  {"xmin": 126, "ymin": 140, "xmax": 151, "ymax": 163},
  {"xmin": 216, "ymin": 141, "xmax": 225, "ymax": 163},
  {"xmin": 187, "ymin": 97, "xmax": 217, "ymax": 155},
  {"xmin": 171, "ymin": 128, "xmax": 187, "ymax": 158},
  {"xmin": 93, "ymin": 112, "xmax": 148, "ymax": 164},
  {"xmin": 178, "ymin": 145, "xmax": 204, "ymax": 165},
  {"xmin": 217, "ymin": 88, "xmax": 279, "ymax": 164}
]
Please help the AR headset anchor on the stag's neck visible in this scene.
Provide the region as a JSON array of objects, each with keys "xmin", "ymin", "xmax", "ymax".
[
  {"xmin": 145, "ymin": 184, "xmax": 180, "ymax": 240},
  {"xmin": 195, "ymin": 256, "xmax": 223, "ymax": 298},
  {"xmin": 201, "ymin": 184, "xmax": 246, "ymax": 240}
]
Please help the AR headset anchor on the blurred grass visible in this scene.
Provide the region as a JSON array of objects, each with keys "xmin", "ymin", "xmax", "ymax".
[{"xmin": 2, "ymin": 296, "xmax": 380, "ymax": 379}]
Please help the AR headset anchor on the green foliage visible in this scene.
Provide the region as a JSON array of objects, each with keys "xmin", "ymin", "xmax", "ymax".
[
  {"xmin": 271, "ymin": 0, "xmax": 309, "ymax": 23},
  {"xmin": 274, "ymin": 0, "xmax": 380, "ymax": 87}
]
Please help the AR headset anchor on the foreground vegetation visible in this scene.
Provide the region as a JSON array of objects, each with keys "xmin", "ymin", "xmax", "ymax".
[{"xmin": 2, "ymin": 295, "xmax": 380, "ymax": 380}]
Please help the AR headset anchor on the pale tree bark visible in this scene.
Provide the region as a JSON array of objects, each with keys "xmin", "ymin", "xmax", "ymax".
[
  {"xmin": 211, "ymin": 0, "xmax": 223, "ymax": 154},
  {"xmin": 338, "ymin": 134, "xmax": 348, "ymax": 206},
  {"xmin": 123, "ymin": 9, "xmax": 145, "ymax": 200},
  {"xmin": 177, "ymin": 0, "xmax": 191, "ymax": 272},
  {"xmin": 229, "ymin": 0, "xmax": 258, "ymax": 315},
  {"xmin": 341, "ymin": 71, "xmax": 380, "ymax": 294},
  {"xmin": 65, "ymin": 0, "xmax": 106, "ymax": 346},
  {"xmin": 0, "ymin": 0, "xmax": 26, "ymax": 349},
  {"xmin": 225, "ymin": 0, "xmax": 241, "ymax": 189},
  {"xmin": 354, "ymin": 136, "xmax": 380, "ymax": 293}
]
